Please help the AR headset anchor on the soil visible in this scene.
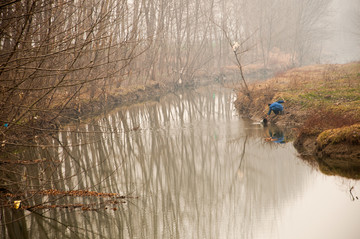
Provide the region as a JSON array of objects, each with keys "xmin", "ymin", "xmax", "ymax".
[
  {"xmin": 293, "ymin": 134, "xmax": 318, "ymax": 157},
  {"xmin": 60, "ymin": 77, "xmax": 217, "ymax": 124},
  {"xmin": 0, "ymin": 80, "xmax": 195, "ymax": 161},
  {"xmin": 60, "ymin": 81, "xmax": 175, "ymax": 124}
]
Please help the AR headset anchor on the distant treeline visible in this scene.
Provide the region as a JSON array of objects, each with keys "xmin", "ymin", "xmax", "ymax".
[{"xmin": 0, "ymin": 0, "xmax": 332, "ymax": 137}]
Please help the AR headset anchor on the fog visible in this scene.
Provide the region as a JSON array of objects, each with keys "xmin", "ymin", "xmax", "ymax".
[
  {"xmin": 1, "ymin": 0, "xmax": 360, "ymax": 153},
  {"xmin": 322, "ymin": 0, "xmax": 360, "ymax": 63},
  {"xmin": 1, "ymin": 1, "xmax": 360, "ymax": 238}
]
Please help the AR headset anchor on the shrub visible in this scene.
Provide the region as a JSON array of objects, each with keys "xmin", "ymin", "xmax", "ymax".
[{"xmin": 299, "ymin": 108, "xmax": 360, "ymax": 135}]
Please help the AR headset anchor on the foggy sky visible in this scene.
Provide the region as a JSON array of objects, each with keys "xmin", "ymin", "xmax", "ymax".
[{"xmin": 322, "ymin": 0, "xmax": 360, "ymax": 63}]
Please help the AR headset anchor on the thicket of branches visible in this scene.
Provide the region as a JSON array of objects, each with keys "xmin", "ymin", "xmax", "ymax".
[{"xmin": 0, "ymin": 0, "xmax": 332, "ymax": 149}]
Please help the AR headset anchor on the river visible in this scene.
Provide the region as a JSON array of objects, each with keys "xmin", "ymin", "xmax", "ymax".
[{"xmin": 2, "ymin": 86, "xmax": 360, "ymax": 239}]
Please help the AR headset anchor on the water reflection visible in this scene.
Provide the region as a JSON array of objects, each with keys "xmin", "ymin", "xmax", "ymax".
[
  {"xmin": 264, "ymin": 126, "xmax": 286, "ymax": 144},
  {"xmin": 2, "ymin": 87, "xmax": 360, "ymax": 239},
  {"xmin": 318, "ymin": 158, "xmax": 360, "ymax": 180}
]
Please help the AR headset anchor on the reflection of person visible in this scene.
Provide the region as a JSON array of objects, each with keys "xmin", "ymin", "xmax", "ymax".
[
  {"xmin": 267, "ymin": 100, "xmax": 285, "ymax": 116},
  {"xmin": 265, "ymin": 127, "xmax": 285, "ymax": 144}
]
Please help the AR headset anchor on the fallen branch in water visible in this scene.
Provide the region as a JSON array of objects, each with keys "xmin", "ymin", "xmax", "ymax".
[
  {"xmin": 23, "ymin": 200, "xmax": 127, "ymax": 211},
  {"xmin": 1, "ymin": 189, "xmax": 138, "ymax": 211},
  {"xmin": 34, "ymin": 189, "xmax": 129, "ymax": 198},
  {"xmin": 1, "ymin": 189, "xmax": 138, "ymax": 199},
  {"xmin": 0, "ymin": 158, "xmax": 59, "ymax": 165},
  {"xmin": 349, "ymin": 186, "xmax": 358, "ymax": 201}
]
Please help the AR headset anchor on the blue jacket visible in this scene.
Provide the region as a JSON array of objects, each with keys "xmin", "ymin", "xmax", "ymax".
[
  {"xmin": 268, "ymin": 100, "xmax": 284, "ymax": 115},
  {"xmin": 269, "ymin": 130, "xmax": 285, "ymax": 143}
]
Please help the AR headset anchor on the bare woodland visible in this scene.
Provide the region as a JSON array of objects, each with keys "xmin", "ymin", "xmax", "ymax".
[
  {"xmin": 0, "ymin": 0, "xmax": 334, "ymax": 148},
  {"xmin": 2, "ymin": 1, "xmax": 360, "ymax": 236}
]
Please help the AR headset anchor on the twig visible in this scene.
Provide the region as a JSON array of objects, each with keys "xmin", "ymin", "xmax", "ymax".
[{"xmin": 350, "ymin": 186, "xmax": 355, "ymax": 201}]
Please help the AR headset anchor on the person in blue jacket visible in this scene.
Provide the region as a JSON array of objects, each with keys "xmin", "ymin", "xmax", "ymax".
[
  {"xmin": 265, "ymin": 126, "xmax": 286, "ymax": 144},
  {"xmin": 267, "ymin": 100, "xmax": 285, "ymax": 116}
]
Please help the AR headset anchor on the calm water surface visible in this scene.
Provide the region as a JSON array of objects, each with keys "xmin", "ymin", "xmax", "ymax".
[{"xmin": 4, "ymin": 86, "xmax": 360, "ymax": 239}]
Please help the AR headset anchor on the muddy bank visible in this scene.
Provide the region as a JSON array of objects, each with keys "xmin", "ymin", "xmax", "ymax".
[
  {"xmin": 60, "ymin": 81, "xmax": 173, "ymax": 123},
  {"xmin": 238, "ymin": 96, "xmax": 360, "ymax": 178},
  {"xmin": 1, "ymin": 75, "xmax": 226, "ymax": 156},
  {"xmin": 57, "ymin": 75, "xmax": 233, "ymax": 124},
  {"xmin": 0, "ymin": 81, "xmax": 183, "ymax": 158},
  {"xmin": 251, "ymin": 104, "xmax": 360, "ymax": 178},
  {"xmin": 294, "ymin": 133, "xmax": 360, "ymax": 177}
]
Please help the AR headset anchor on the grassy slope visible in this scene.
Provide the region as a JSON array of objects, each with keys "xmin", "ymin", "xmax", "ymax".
[{"xmin": 235, "ymin": 62, "xmax": 360, "ymax": 153}]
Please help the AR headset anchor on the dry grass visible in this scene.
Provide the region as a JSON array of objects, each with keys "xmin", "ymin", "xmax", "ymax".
[
  {"xmin": 235, "ymin": 61, "xmax": 360, "ymax": 132},
  {"xmin": 317, "ymin": 124, "xmax": 360, "ymax": 148},
  {"xmin": 300, "ymin": 109, "xmax": 360, "ymax": 135}
]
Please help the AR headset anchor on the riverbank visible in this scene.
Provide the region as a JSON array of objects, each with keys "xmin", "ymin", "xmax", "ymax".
[
  {"xmin": 1, "ymin": 79, "xmax": 198, "ymax": 150},
  {"xmin": 0, "ymin": 81, "xmax": 169, "ymax": 157},
  {"xmin": 234, "ymin": 62, "xmax": 360, "ymax": 178}
]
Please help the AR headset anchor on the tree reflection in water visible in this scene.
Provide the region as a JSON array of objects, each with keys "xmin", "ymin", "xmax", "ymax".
[{"xmin": 2, "ymin": 87, "xmax": 360, "ymax": 239}]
